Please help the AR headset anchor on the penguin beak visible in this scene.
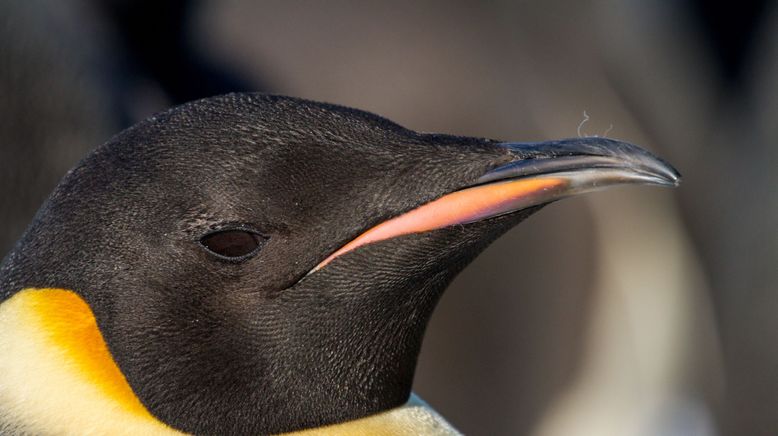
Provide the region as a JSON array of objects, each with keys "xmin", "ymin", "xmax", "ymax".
[{"xmin": 313, "ymin": 137, "xmax": 680, "ymax": 271}]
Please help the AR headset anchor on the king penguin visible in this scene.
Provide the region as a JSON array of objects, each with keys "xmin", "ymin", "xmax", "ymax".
[{"xmin": 0, "ymin": 94, "xmax": 679, "ymax": 435}]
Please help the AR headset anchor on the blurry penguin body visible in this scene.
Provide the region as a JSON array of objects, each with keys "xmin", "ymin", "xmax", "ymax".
[{"xmin": 0, "ymin": 94, "xmax": 678, "ymax": 435}]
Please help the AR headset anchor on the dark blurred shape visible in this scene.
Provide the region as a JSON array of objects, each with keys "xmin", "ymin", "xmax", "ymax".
[
  {"xmin": 97, "ymin": 0, "xmax": 262, "ymax": 124},
  {"xmin": 686, "ymin": 0, "xmax": 769, "ymax": 85},
  {"xmin": 0, "ymin": 1, "xmax": 117, "ymax": 258}
]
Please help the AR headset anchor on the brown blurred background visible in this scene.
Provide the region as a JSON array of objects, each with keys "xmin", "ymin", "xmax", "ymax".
[{"xmin": 1, "ymin": 1, "xmax": 776, "ymax": 435}]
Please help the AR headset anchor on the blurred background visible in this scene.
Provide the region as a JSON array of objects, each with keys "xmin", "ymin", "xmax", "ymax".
[{"xmin": 1, "ymin": 1, "xmax": 775, "ymax": 435}]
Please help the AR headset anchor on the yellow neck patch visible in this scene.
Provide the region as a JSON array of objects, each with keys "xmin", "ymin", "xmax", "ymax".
[
  {"xmin": 23, "ymin": 289, "xmax": 150, "ymax": 417},
  {"xmin": 0, "ymin": 288, "xmax": 459, "ymax": 435},
  {"xmin": 0, "ymin": 288, "xmax": 180, "ymax": 435}
]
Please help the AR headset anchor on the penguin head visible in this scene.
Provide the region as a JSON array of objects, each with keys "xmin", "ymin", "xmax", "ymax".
[{"xmin": 0, "ymin": 94, "xmax": 679, "ymax": 434}]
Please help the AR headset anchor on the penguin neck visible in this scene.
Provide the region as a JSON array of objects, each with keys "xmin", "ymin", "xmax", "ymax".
[
  {"xmin": 283, "ymin": 394, "xmax": 461, "ymax": 436},
  {"xmin": 252, "ymin": 265, "xmax": 456, "ymax": 433},
  {"xmin": 0, "ymin": 288, "xmax": 461, "ymax": 435}
]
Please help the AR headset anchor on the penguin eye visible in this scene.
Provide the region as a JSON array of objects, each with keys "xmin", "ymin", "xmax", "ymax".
[{"xmin": 200, "ymin": 229, "xmax": 266, "ymax": 261}]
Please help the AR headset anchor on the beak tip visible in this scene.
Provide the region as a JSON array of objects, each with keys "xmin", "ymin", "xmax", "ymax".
[
  {"xmin": 647, "ymin": 157, "xmax": 682, "ymax": 188},
  {"xmin": 658, "ymin": 175, "xmax": 681, "ymax": 188},
  {"xmin": 669, "ymin": 171, "xmax": 682, "ymax": 187}
]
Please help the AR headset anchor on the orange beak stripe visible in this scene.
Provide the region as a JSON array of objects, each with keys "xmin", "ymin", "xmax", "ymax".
[{"xmin": 313, "ymin": 177, "xmax": 567, "ymax": 271}]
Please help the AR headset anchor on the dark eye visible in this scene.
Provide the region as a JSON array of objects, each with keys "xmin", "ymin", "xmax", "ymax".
[{"xmin": 200, "ymin": 229, "xmax": 266, "ymax": 261}]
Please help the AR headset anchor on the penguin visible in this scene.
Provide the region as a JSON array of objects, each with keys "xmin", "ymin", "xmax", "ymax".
[{"xmin": 0, "ymin": 93, "xmax": 679, "ymax": 435}]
